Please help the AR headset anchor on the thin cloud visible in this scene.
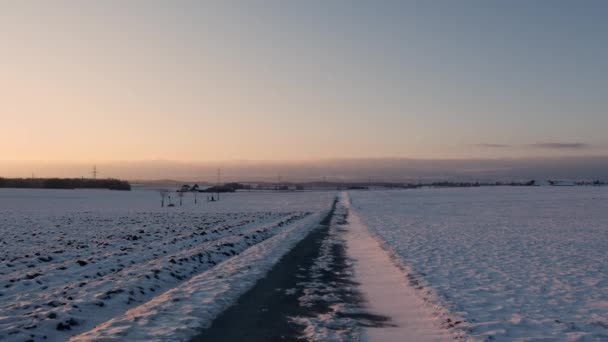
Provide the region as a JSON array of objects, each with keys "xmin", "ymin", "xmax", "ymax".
[
  {"xmin": 529, "ymin": 143, "xmax": 590, "ymax": 150},
  {"xmin": 475, "ymin": 143, "xmax": 510, "ymax": 148}
]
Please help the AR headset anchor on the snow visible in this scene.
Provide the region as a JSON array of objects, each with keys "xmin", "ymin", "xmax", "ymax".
[
  {"xmin": 0, "ymin": 188, "xmax": 335, "ymax": 341},
  {"xmin": 70, "ymin": 210, "xmax": 324, "ymax": 341},
  {"xmin": 349, "ymin": 187, "xmax": 608, "ymax": 341},
  {"xmin": 342, "ymin": 192, "xmax": 454, "ymax": 341},
  {"xmin": 288, "ymin": 192, "xmax": 455, "ymax": 341},
  {"xmin": 0, "ymin": 188, "xmax": 331, "ymax": 213},
  {"xmin": 4, "ymin": 186, "xmax": 606, "ymax": 341}
]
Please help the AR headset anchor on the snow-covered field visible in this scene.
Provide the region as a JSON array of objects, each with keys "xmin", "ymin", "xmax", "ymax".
[
  {"xmin": 349, "ymin": 187, "xmax": 608, "ymax": 341},
  {"xmin": 0, "ymin": 189, "xmax": 335, "ymax": 341}
]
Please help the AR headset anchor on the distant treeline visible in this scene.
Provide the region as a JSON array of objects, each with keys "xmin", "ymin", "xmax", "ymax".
[
  {"xmin": 0, "ymin": 178, "xmax": 131, "ymax": 191},
  {"xmin": 202, "ymin": 182, "xmax": 251, "ymax": 193}
]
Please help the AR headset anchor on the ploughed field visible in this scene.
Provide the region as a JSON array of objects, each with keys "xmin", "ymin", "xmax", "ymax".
[
  {"xmin": 0, "ymin": 189, "xmax": 335, "ymax": 341},
  {"xmin": 349, "ymin": 187, "xmax": 608, "ymax": 341}
]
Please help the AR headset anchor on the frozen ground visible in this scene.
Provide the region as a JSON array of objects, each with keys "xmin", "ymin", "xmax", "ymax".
[
  {"xmin": 349, "ymin": 187, "xmax": 608, "ymax": 341},
  {"xmin": 0, "ymin": 189, "xmax": 335, "ymax": 341}
]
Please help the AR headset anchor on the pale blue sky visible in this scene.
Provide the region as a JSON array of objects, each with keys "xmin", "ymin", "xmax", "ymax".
[{"xmin": 1, "ymin": 0, "xmax": 607, "ymax": 163}]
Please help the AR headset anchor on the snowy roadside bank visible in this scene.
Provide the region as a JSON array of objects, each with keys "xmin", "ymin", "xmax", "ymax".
[
  {"xmin": 69, "ymin": 209, "xmax": 328, "ymax": 341},
  {"xmin": 342, "ymin": 192, "xmax": 457, "ymax": 341}
]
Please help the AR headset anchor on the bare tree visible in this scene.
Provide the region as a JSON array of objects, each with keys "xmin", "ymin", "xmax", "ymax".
[
  {"xmin": 159, "ymin": 190, "xmax": 169, "ymax": 208},
  {"xmin": 178, "ymin": 191, "xmax": 184, "ymax": 206}
]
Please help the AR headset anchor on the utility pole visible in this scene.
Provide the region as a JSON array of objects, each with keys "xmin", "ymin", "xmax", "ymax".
[
  {"xmin": 217, "ymin": 168, "xmax": 221, "ymax": 201},
  {"xmin": 92, "ymin": 165, "xmax": 98, "ymax": 180}
]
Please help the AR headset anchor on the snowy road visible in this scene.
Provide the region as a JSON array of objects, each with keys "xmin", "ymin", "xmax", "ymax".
[{"xmin": 192, "ymin": 192, "xmax": 455, "ymax": 341}]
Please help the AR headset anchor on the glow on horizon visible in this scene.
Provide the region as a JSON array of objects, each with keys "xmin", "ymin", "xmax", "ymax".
[{"xmin": 1, "ymin": 1, "xmax": 607, "ymax": 165}]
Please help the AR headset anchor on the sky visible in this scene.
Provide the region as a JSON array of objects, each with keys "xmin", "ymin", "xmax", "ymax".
[{"xmin": 1, "ymin": 1, "xmax": 607, "ymax": 179}]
